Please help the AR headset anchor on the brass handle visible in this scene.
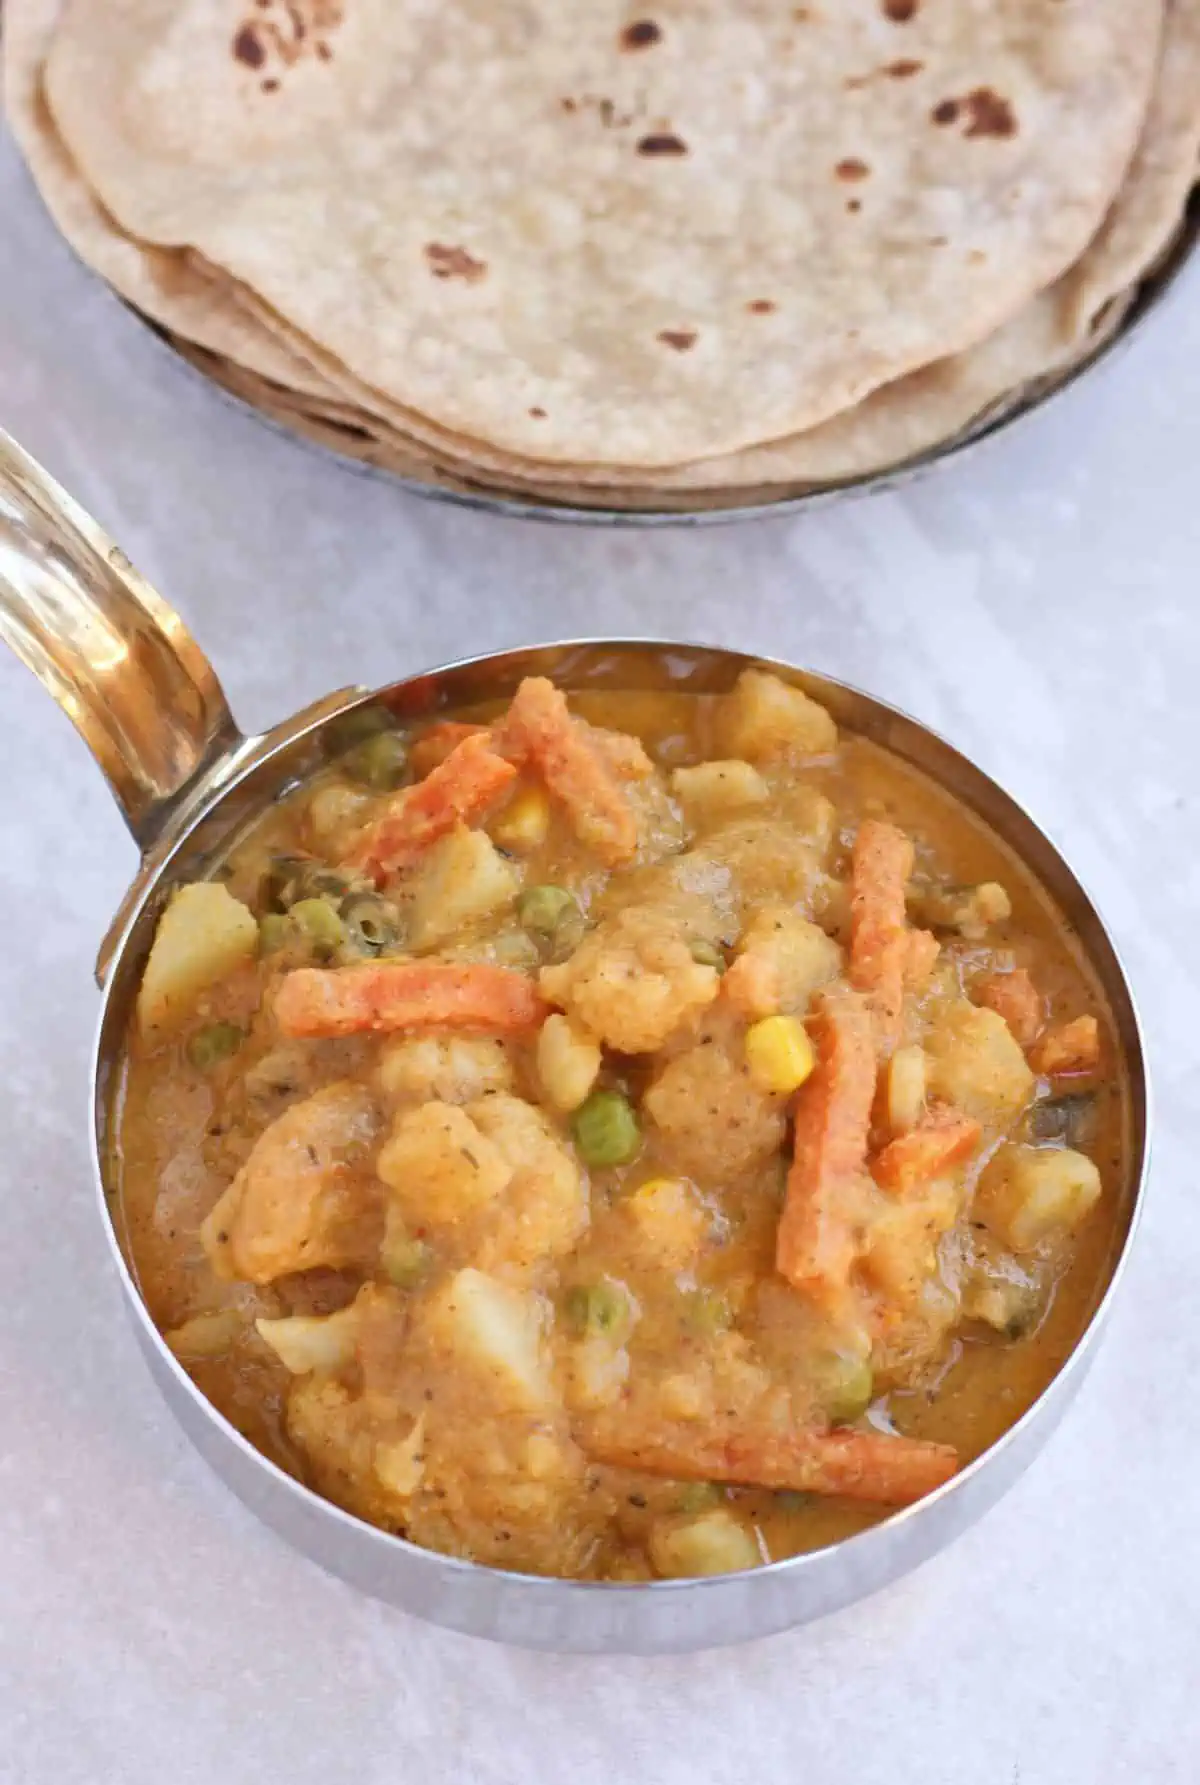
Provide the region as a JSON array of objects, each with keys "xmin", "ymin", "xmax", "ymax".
[{"xmin": 0, "ymin": 430, "xmax": 241, "ymax": 848}]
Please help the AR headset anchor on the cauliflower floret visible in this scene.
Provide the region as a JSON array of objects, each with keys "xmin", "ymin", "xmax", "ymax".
[
  {"xmin": 717, "ymin": 668, "xmax": 837, "ymax": 763},
  {"xmin": 376, "ymin": 1101, "xmax": 513, "ymax": 1228},
  {"xmin": 470, "ymin": 1093, "xmax": 588, "ymax": 1271},
  {"xmin": 536, "ymin": 1013, "xmax": 603, "ymax": 1113},
  {"xmin": 724, "ymin": 905, "xmax": 842, "ymax": 1019},
  {"xmin": 417, "ymin": 1269, "xmax": 555, "ymax": 1413},
  {"xmin": 376, "ymin": 1035, "xmax": 513, "ymax": 1108},
  {"xmin": 201, "ymin": 1083, "xmax": 382, "ymax": 1284},
  {"xmin": 671, "ymin": 761, "xmax": 769, "ymax": 826},
  {"xmin": 624, "ymin": 1177, "xmax": 709, "ymax": 1271},
  {"xmin": 286, "ymin": 1375, "xmax": 420, "ymax": 1527},
  {"xmin": 645, "ymin": 1032, "xmax": 786, "ymax": 1181},
  {"xmin": 925, "ymin": 1002, "xmax": 1035, "ymax": 1124},
  {"xmin": 407, "ymin": 825, "xmax": 520, "ymax": 948},
  {"xmin": 540, "ymin": 906, "xmax": 720, "ymax": 1053},
  {"xmin": 256, "ymin": 1301, "xmax": 364, "ymax": 1375}
]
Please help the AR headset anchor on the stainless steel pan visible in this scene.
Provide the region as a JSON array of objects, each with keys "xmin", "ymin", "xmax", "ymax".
[{"xmin": 0, "ymin": 430, "xmax": 1150, "ymax": 1652}]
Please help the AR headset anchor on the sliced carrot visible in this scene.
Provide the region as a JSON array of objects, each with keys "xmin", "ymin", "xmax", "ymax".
[
  {"xmin": 1029, "ymin": 1014, "xmax": 1101, "ymax": 1078},
  {"xmin": 849, "ymin": 819, "xmax": 914, "ymax": 1048},
  {"xmin": 776, "ymin": 987, "xmax": 877, "ymax": 1311},
  {"xmin": 871, "ymin": 1104, "xmax": 982, "ymax": 1195},
  {"xmin": 975, "ymin": 967, "xmax": 1043, "ymax": 1050},
  {"xmin": 344, "ymin": 732, "xmax": 517, "ymax": 883},
  {"xmin": 903, "ymin": 927, "xmax": 940, "ymax": 990},
  {"xmin": 274, "ymin": 961, "xmax": 546, "ymax": 1040},
  {"xmin": 578, "ymin": 1409, "xmax": 958, "ymax": 1506},
  {"xmin": 494, "ymin": 676, "xmax": 639, "ymax": 865},
  {"xmin": 408, "ymin": 720, "xmax": 490, "ymax": 778}
]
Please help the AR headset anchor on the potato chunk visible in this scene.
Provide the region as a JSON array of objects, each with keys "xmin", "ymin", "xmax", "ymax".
[
  {"xmin": 137, "ymin": 882, "xmax": 257, "ymax": 1035},
  {"xmin": 419, "ymin": 1269, "xmax": 554, "ymax": 1412},
  {"xmin": 718, "ymin": 669, "xmax": 837, "ymax": 762},
  {"xmin": 671, "ymin": 761, "xmax": 769, "ymax": 825},
  {"xmin": 645, "ymin": 1036, "xmax": 786, "ymax": 1181},
  {"xmin": 201, "ymin": 1083, "xmax": 381, "ymax": 1284},
  {"xmin": 925, "ymin": 1002, "xmax": 1035, "ymax": 1125},
  {"xmin": 536, "ymin": 1013, "xmax": 602, "ymax": 1113},
  {"xmin": 407, "ymin": 825, "xmax": 520, "ymax": 948},
  {"xmin": 377, "ymin": 1101, "xmax": 513, "ymax": 1227},
  {"xmin": 255, "ymin": 1302, "xmax": 364, "ymax": 1375},
  {"xmin": 975, "ymin": 1145, "xmax": 1102, "ymax": 1252},
  {"xmin": 649, "ymin": 1510, "xmax": 762, "ymax": 1578}
]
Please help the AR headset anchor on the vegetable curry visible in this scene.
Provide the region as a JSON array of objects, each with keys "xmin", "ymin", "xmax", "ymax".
[{"xmin": 114, "ymin": 670, "xmax": 1125, "ymax": 1582}]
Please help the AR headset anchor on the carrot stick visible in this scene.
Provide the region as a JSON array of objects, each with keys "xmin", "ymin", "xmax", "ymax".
[
  {"xmin": 776, "ymin": 987, "xmax": 877, "ymax": 1309},
  {"xmin": 974, "ymin": 967, "xmax": 1043, "ymax": 1049},
  {"xmin": 871, "ymin": 1104, "xmax": 982, "ymax": 1195},
  {"xmin": 578, "ymin": 1410, "xmax": 958, "ymax": 1506},
  {"xmin": 344, "ymin": 732, "xmax": 517, "ymax": 883},
  {"xmin": 274, "ymin": 961, "xmax": 547, "ymax": 1040},
  {"xmin": 849, "ymin": 819, "xmax": 914, "ymax": 1048},
  {"xmin": 408, "ymin": 720, "xmax": 490, "ymax": 778},
  {"xmin": 495, "ymin": 676, "xmax": 639, "ymax": 865}
]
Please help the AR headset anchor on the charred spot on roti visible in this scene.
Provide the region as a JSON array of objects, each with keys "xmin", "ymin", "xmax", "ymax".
[
  {"xmin": 637, "ymin": 133, "xmax": 688, "ymax": 157},
  {"xmin": 316, "ymin": 40, "xmax": 332, "ymax": 60},
  {"xmin": 747, "ymin": 299, "xmax": 777, "ymax": 315},
  {"xmin": 232, "ymin": 24, "xmax": 266, "ymax": 67},
  {"xmin": 620, "ymin": 20, "xmax": 662, "ymax": 50},
  {"xmin": 658, "ymin": 328, "xmax": 698, "ymax": 351},
  {"xmin": 882, "ymin": 0, "xmax": 918, "ymax": 19},
  {"xmin": 425, "ymin": 243, "xmax": 488, "ymax": 284},
  {"xmin": 529, "ymin": 406, "xmax": 547, "ymax": 419},
  {"xmin": 932, "ymin": 98, "xmax": 960, "ymax": 126},
  {"xmin": 846, "ymin": 198, "xmax": 863, "ymax": 213},
  {"xmin": 963, "ymin": 88, "xmax": 1017, "ymax": 138},
  {"xmin": 261, "ymin": 77, "xmax": 280, "ymax": 92},
  {"xmin": 836, "ymin": 158, "xmax": 870, "ymax": 182},
  {"xmin": 886, "ymin": 59, "xmax": 923, "ymax": 78}
]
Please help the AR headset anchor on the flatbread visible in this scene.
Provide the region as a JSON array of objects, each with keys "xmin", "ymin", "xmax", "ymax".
[{"xmin": 43, "ymin": 0, "xmax": 1160, "ymax": 466}]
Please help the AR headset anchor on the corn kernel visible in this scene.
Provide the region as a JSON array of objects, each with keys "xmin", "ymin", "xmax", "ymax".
[
  {"xmin": 744, "ymin": 1015, "xmax": 815, "ymax": 1095},
  {"xmin": 491, "ymin": 784, "xmax": 550, "ymax": 853}
]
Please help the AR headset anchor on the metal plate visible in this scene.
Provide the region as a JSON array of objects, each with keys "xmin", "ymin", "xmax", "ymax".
[{"xmin": 142, "ymin": 190, "xmax": 1200, "ymax": 527}]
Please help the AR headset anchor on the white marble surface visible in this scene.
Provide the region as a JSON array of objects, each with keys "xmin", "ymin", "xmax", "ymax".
[{"xmin": 2, "ymin": 112, "xmax": 1199, "ymax": 1783}]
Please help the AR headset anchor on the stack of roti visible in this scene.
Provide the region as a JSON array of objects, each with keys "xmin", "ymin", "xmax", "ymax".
[{"xmin": 5, "ymin": 0, "xmax": 1198, "ymax": 513}]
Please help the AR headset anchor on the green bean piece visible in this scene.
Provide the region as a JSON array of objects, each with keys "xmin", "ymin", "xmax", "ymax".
[
  {"xmin": 563, "ymin": 1280, "xmax": 631, "ymax": 1338},
  {"xmin": 288, "ymin": 897, "xmax": 347, "ymax": 959},
  {"xmin": 381, "ymin": 1234, "xmax": 431, "ymax": 1290},
  {"xmin": 187, "ymin": 1022, "xmax": 245, "ymax": 1071},
  {"xmin": 323, "ymin": 704, "xmax": 394, "ymax": 756},
  {"xmin": 258, "ymin": 913, "xmax": 290, "ymax": 955},
  {"xmin": 821, "ymin": 1354, "xmax": 875, "ymax": 1425},
  {"xmin": 572, "ymin": 1089, "xmax": 641, "ymax": 1168},
  {"xmin": 343, "ymin": 730, "xmax": 410, "ymax": 791},
  {"xmin": 677, "ymin": 1481, "xmax": 723, "ymax": 1514},
  {"xmin": 688, "ymin": 938, "xmax": 727, "ymax": 973},
  {"xmin": 341, "ymin": 892, "xmax": 401, "ymax": 957},
  {"xmin": 682, "ymin": 1287, "xmax": 732, "ymax": 1337}
]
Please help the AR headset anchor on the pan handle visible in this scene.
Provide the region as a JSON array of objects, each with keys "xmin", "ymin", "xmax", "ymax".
[{"xmin": 0, "ymin": 430, "xmax": 241, "ymax": 849}]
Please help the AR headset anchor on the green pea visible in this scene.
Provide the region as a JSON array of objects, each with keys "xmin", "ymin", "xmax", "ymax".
[
  {"xmin": 573, "ymin": 1090, "xmax": 641, "ymax": 1168},
  {"xmin": 517, "ymin": 884, "xmax": 578, "ymax": 940},
  {"xmin": 677, "ymin": 1481, "xmax": 723, "ymax": 1514},
  {"xmin": 682, "ymin": 1288, "xmax": 732, "ymax": 1337},
  {"xmin": 187, "ymin": 1022, "xmax": 245, "ymax": 1071},
  {"xmin": 263, "ymin": 855, "xmax": 352, "ymax": 913},
  {"xmin": 343, "ymin": 731, "xmax": 410, "ymax": 791},
  {"xmin": 381, "ymin": 1234, "xmax": 431, "ymax": 1289},
  {"xmin": 341, "ymin": 892, "xmax": 402, "ymax": 957},
  {"xmin": 563, "ymin": 1280, "xmax": 631, "ymax": 1338},
  {"xmin": 821, "ymin": 1354, "xmax": 875, "ymax": 1425},
  {"xmin": 289, "ymin": 897, "xmax": 347, "ymax": 959},
  {"xmin": 323, "ymin": 703, "xmax": 394, "ymax": 756},
  {"xmin": 688, "ymin": 937, "xmax": 727, "ymax": 973},
  {"xmin": 258, "ymin": 913, "xmax": 290, "ymax": 955}
]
